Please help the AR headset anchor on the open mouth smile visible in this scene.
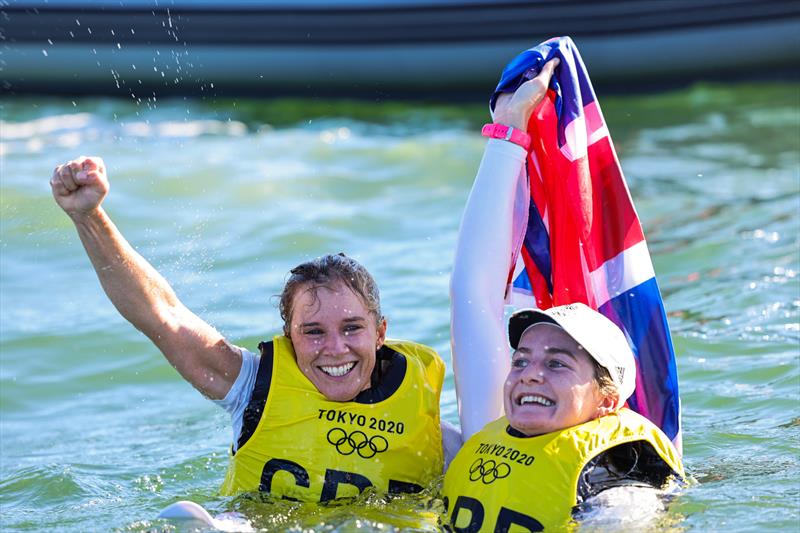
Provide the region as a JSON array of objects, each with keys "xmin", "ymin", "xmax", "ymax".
[
  {"xmin": 319, "ymin": 361, "xmax": 357, "ymax": 377},
  {"xmin": 516, "ymin": 394, "xmax": 554, "ymax": 407}
]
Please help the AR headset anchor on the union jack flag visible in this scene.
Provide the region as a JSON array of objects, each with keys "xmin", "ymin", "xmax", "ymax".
[{"xmin": 493, "ymin": 37, "xmax": 681, "ymax": 451}]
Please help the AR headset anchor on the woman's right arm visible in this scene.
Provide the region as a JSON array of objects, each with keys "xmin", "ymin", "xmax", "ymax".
[
  {"xmin": 51, "ymin": 157, "xmax": 241, "ymax": 400},
  {"xmin": 450, "ymin": 60, "xmax": 559, "ymax": 441}
]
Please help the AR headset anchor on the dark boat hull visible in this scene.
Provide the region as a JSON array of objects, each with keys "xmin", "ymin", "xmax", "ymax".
[{"xmin": 4, "ymin": 0, "xmax": 800, "ymax": 96}]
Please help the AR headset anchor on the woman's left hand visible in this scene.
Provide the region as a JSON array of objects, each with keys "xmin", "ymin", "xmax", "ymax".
[{"xmin": 493, "ymin": 58, "xmax": 560, "ymax": 130}]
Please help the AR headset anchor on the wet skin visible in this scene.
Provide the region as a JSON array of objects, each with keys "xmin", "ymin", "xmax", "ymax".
[
  {"xmin": 504, "ymin": 323, "xmax": 615, "ymax": 436},
  {"xmin": 289, "ymin": 281, "xmax": 386, "ymax": 402}
]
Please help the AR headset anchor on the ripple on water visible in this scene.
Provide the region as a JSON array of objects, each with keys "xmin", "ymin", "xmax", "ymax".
[
  {"xmin": 683, "ymin": 453, "xmax": 800, "ymax": 530},
  {"xmin": 217, "ymin": 485, "xmax": 444, "ymax": 533},
  {"xmin": 0, "ymin": 463, "xmax": 125, "ymax": 516}
]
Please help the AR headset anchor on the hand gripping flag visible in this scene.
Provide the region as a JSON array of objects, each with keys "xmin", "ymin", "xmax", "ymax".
[{"xmin": 492, "ymin": 37, "xmax": 681, "ymax": 451}]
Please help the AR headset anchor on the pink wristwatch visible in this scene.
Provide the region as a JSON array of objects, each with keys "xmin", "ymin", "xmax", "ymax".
[{"xmin": 481, "ymin": 123, "xmax": 531, "ymax": 151}]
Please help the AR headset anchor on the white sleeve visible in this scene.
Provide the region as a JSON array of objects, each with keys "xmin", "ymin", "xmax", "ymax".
[
  {"xmin": 450, "ymin": 139, "xmax": 528, "ymax": 441},
  {"xmin": 441, "ymin": 419, "xmax": 463, "ymax": 471},
  {"xmin": 212, "ymin": 347, "xmax": 259, "ymax": 451}
]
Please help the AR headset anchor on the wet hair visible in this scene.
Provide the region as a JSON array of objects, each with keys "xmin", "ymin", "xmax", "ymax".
[
  {"xmin": 279, "ymin": 253, "xmax": 382, "ymax": 336},
  {"xmin": 591, "ymin": 360, "xmax": 618, "ymax": 400}
]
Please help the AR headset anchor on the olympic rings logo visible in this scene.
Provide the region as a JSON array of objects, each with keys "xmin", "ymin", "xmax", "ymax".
[
  {"xmin": 326, "ymin": 427, "xmax": 389, "ymax": 459},
  {"xmin": 469, "ymin": 458, "xmax": 511, "ymax": 484}
]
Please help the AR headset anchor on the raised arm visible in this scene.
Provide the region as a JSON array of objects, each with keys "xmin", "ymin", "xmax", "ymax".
[
  {"xmin": 450, "ymin": 59, "xmax": 559, "ymax": 441},
  {"xmin": 50, "ymin": 157, "xmax": 241, "ymax": 399},
  {"xmin": 450, "ymin": 141, "xmax": 526, "ymax": 440}
]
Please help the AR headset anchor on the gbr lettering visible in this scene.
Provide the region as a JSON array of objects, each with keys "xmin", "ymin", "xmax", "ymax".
[
  {"xmin": 442, "ymin": 495, "xmax": 544, "ymax": 533},
  {"xmin": 259, "ymin": 457, "xmax": 422, "ymax": 503}
]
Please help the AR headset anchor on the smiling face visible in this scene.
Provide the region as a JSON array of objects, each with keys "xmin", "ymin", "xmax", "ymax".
[
  {"xmin": 288, "ymin": 281, "xmax": 386, "ymax": 402},
  {"xmin": 504, "ymin": 323, "xmax": 616, "ymax": 436}
]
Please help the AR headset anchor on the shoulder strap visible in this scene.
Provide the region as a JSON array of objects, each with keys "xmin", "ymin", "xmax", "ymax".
[
  {"xmin": 235, "ymin": 341, "xmax": 275, "ymax": 452},
  {"xmin": 353, "ymin": 345, "xmax": 407, "ymax": 404}
]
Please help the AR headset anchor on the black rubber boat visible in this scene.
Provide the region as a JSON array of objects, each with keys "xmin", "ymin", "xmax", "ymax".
[{"xmin": 3, "ymin": 0, "xmax": 799, "ymax": 96}]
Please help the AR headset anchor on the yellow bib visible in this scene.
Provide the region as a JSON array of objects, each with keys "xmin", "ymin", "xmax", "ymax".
[
  {"xmin": 220, "ymin": 335, "xmax": 444, "ymax": 502},
  {"xmin": 442, "ymin": 408, "xmax": 684, "ymax": 531}
]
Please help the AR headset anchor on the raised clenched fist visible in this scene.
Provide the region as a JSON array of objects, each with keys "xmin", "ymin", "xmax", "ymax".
[{"xmin": 51, "ymin": 156, "xmax": 110, "ymax": 216}]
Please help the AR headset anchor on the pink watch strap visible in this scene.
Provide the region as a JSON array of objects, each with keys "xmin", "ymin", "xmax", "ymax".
[{"xmin": 481, "ymin": 123, "xmax": 531, "ymax": 151}]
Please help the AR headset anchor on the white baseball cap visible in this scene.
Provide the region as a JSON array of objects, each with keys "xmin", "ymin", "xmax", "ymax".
[{"xmin": 508, "ymin": 302, "xmax": 636, "ymax": 408}]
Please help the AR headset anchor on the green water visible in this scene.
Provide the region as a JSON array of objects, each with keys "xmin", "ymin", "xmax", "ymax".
[{"xmin": 1, "ymin": 84, "xmax": 798, "ymax": 532}]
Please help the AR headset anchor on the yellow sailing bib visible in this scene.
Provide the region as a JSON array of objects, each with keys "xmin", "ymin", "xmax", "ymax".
[
  {"xmin": 442, "ymin": 408, "xmax": 684, "ymax": 531},
  {"xmin": 220, "ymin": 335, "xmax": 444, "ymax": 502}
]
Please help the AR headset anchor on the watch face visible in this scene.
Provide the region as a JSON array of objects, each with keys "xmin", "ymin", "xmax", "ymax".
[{"xmin": 482, "ymin": 124, "xmax": 528, "ymax": 149}]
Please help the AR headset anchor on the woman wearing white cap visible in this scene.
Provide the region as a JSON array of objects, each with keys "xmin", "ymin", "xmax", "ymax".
[{"xmin": 442, "ymin": 60, "xmax": 684, "ymax": 531}]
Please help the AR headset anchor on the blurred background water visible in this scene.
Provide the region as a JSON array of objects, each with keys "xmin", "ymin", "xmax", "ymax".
[{"xmin": 1, "ymin": 82, "xmax": 799, "ymax": 532}]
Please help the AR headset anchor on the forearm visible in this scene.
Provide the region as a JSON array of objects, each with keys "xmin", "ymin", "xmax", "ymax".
[
  {"xmin": 72, "ymin": 207, "xmax": 182, "ymax": 333},
  {"xmin": 70, "ymin": 207, "xmax": 237, "ymax": 398},
  {"xmin": 450, "ymin": 139, "xmax": 528, "ymax": 440}
]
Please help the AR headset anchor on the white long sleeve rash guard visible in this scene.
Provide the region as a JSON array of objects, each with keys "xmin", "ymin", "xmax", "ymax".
[{"xmin": 450, "ymin": 138, "xmax": 530, "ymax": 441}]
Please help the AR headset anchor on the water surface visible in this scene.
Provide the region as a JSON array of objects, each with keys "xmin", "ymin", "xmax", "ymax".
[{"xmin": 1, "ymin": 84, "xmax": 798, "ymax": 531}]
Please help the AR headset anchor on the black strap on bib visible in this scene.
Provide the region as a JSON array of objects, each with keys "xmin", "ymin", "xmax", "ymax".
[
  {"xmin": 353, "ymin": 345, "xmax": 407, "ymax": 404},
  {"xmin": 235, "ymin": 341, "xmax": 275, "ymax": 453}
]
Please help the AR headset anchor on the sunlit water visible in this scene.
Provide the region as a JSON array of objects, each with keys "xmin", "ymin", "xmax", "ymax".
[{"xmin": 1, "ymin": 84, "xmax": 798, "ymax": 532}]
